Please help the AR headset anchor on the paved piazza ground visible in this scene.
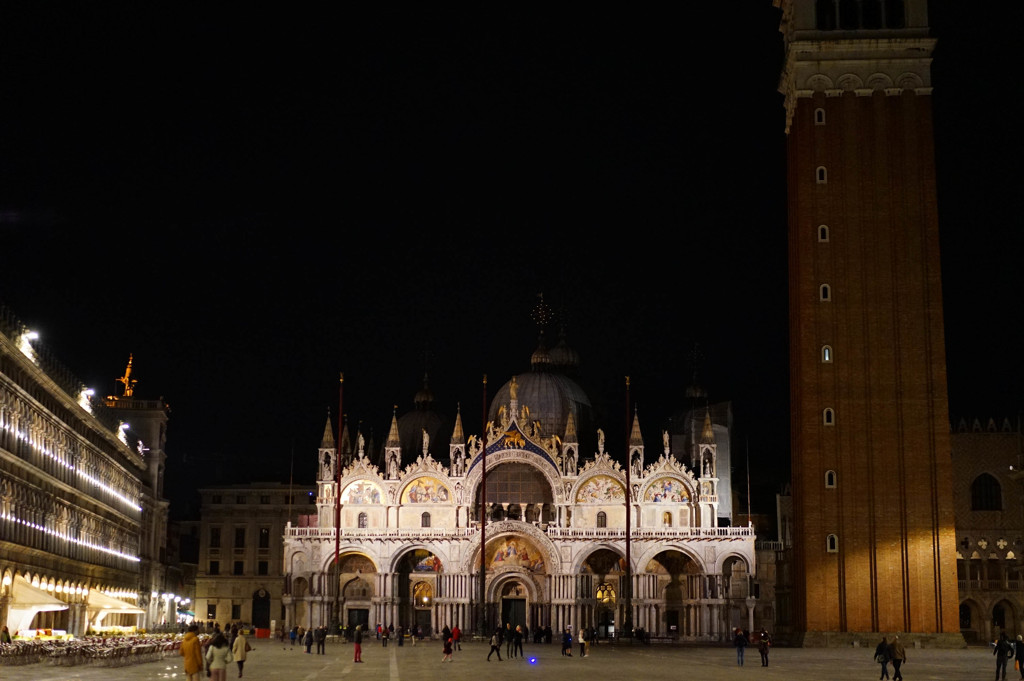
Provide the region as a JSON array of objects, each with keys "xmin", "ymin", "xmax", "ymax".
[{"xmin": 0, "ymin": 637, "xmax": 993, "ymax": 681}]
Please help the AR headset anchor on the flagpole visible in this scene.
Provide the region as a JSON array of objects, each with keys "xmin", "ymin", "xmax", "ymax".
[
  {"xmin": 478, "ymin": 374, "xmax": 488, "ymax": 637},
  {"xmin": 334, "ymin": 372, "xmax": 344, "ymax": 631},
  {"xmin": 624, "ymin": 375, "xmax": 633, "ymax": 638}
]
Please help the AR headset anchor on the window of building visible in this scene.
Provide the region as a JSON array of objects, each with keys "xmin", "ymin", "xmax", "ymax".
[
  {"xmin": 596, "ymin": 511, "xmax": 607, "ymax": 528},
  {"xmin": 825, "ymin": 470, "xmax": 837, "ymax": 488},
  {"xmin": 816, "ymin": 166, "xmax": 827, "ymax": 184},
  {"xmin": 818, "ymin": 225, "xmax": 829, "ymax": 242},
  {"xmin": 259, "ymin": 527, "xmax": 270, "ymax": 549},
  {"xmin": 211, "ymin": 495, "xmax": 222, "ymax": 504},
  {"xmin": 258, "ymin": 561, "xmax": 269, "ymax": 576},
  {"xmin": 816, "ymin": 0, "xmax": 905, "ymax": 30},
  {"xmin": 662, "ymin": 511, "xmax": 672, "ymax": 526},
  {"xmin": 236, "ymin": 495, "xmax": 246, "ymax": 504},
  {"xmin": 233, "ymin": 561, "xmax": 244, "ymax": 576},
  {"xmin": 235, "ymin": 528, "xmax": 246, "ymax": 548},
  {"xmin": 209, "ymin": 527, "xmax": 221, "ymax": 548},
  {"xmin": 819, "ymin": 284, "xmax": 831, "ymax": 301},
  {"xmin": 814, "ymin": 108, "xmax": 825, "ymax": 125},
  {"xmin": 207, "ymin": 603, "xmax": 217, "ymax": 620},
  {"xmin": 421, "ymin": 512, "xmax": 431, "ymax": 528},
  {"xmin": 596, "ymin": 582, "xmax": 616, "ymax": 604},
  {"xmin": 971, "ymin": 474, "xmax": 1002, "ymax": 511},
  {"xmin": 209, "ymin": 560, "xmax": 220, "ymax": 575},
  {"xmin": 826, "ymin": 534, "xmax": 839, "ymax": 553},
  {"xmin": 358, "ymin": 512, "xmax": 368, "ymax": 529},
  {"xmin": 260, "ymin": 495, "xmax": 270, "ymax": 504},
  {"xmin": 823, "ymin": 408, "xmax": 835, "ymax": 425},
  {"xmin": 822, "ymin": 345, "xmax": 833, "ymax": 363},
  {"xmin": 231, "ymin": 603, "xmax": 241, "ymax": 620}
]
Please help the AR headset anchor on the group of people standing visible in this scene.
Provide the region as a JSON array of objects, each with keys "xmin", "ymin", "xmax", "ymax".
[
  {"xmin": 733, "ymin": 627, "xmax": 772, "ymax": 667},
  {"xmin": 180, "ymin": 623, "xmax": 250, "ymax": 681}
]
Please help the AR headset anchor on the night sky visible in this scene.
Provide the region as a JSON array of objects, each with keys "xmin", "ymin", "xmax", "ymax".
[{"xmin": 1, "ymin": 5, "xmax": 1020, "ymax": 520}]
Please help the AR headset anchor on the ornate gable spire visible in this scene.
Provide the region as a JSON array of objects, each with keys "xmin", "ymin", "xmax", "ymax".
[
  {"xmin": 320, "ymin": 411, "xmax": 335, "ymax": 448},
  {"xmin": 386, "ymin": 407, "xmax": 401, "ymax": 447},
  {"xmin": 700, "ymin": 408, "xmax": 715, "ymax": 445}
]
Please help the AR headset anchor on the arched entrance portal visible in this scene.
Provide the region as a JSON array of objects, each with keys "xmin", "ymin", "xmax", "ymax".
[
  {"xmin": 251, "ymin": 589, "xmax": 271, "ymax": 629},
  {"xmin": 500, "ymin": 580, "xmax": 527, "ymax": 630},
  {"xmin": 647, "ymin": 550, "xmax": 703, "ymax": 638},
  {"xmin": 395, "ymin": 549, "xmax": 442, "ymax": 637},
  {"xmin": 582, "ymin": 549, "xmax": 624, "ymax": 639}
]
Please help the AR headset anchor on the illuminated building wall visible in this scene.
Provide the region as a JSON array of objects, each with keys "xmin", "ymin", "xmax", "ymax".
[
  {"xmin": 194, "ymin": 483, "xmax": 316, "ymax": 632},
  {"xmin": 778, "ymin": 0, "xmax": 961, "ymax": 644},
  {"xmin": 0, "ymin": 305, "xmax": 161, "ymax": 635}
]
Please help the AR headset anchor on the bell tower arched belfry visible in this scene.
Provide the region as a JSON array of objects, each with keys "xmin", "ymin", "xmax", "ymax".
[{"xmin": 775, "ymin": 0, "xmax": 962, "ymax": 645}]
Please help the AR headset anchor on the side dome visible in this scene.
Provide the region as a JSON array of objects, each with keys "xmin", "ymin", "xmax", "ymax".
[{"xmin": 397, "ymin": 374, "xmax": 450, "ymax": 463}]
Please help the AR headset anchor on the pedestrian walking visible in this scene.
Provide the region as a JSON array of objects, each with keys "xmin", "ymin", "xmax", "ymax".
[
  {"xmin": 996, "ymin": 632, "xmax": 1014, "ymax": 681},
  {"xmin": 180, "ymin": 623, "xmax": 204, "ymax": 681},
  {"xmin": 757, "ymin": 628, "xmax": 772, "ymax": 667},
  {"xmin": 1015, "ymin": 635, "xmax": 1024, "ymax": 680},
  {"xmin": 205, "ymin": 632, "xmax": 234, "ymax": 681},
  {"xmin": 353, "ymin": 624, "xmax": 364, "ymax": 663},
  {"xmin": 514, "ymin": 625, "xmax": 524, "ymax": 659},
  {"xmin": 889, "ymin": 635, "xmax": 906, "ymax": 681},
  {"xmin": 441, "ymin": 634, "xmax": 453, "ymax": 663},
  {"xmin": 289, "ymin": 626, "xmax": 297, "ymax": 649},
  {"xmin": 561, "ymin": 628, "xmax": 573, "ymax": 656},
  {"xmin": 487, "ymin": 629, "xmax": 503, "ymax": 661},
  {"xmin": 505, "ymin": 623, "xmax": 514, "ymax": 658},
  {"xmin": 874, "ymin": 635, "xmax": 891, "ymax": 680},
  {"xmin": 452, "ymin": 624, "xmax": 461, "ymax": 651},
  {"xmin": 734, "ymin": 628, "xmax": 747, "ymax": 666},
  {"xmin": 231, "ymin": 629, "xmax": 250, "ymax": 678}
]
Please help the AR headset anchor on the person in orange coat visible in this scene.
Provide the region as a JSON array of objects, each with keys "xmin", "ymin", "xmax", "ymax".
[{"xmin": 180, "ymin": 624, "xmax": 205, "ymax": 681}]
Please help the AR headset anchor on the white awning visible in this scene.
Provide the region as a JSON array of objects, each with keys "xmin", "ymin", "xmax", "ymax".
[
  {"xmin": 86, "ymin": 589, "xmax": 144, "ymax": 627},
  {"xmin": 6, "ymin": 576, "xmax": 68, "ymax": 635},
  {"xmin": 86, "ymin": 589, "xmax": 145, "ymax": 614}
]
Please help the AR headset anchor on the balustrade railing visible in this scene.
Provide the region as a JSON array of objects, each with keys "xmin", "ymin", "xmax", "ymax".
[{"xmin": 286, "ymin": 522, "xmax": 756, "ymax": 540}]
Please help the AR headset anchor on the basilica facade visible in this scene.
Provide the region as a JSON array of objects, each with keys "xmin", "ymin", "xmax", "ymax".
[{"xmin": 282, "ymin": 364, "xmax": 756, "ymax": 641}]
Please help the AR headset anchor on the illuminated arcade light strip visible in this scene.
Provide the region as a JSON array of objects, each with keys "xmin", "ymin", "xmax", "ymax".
[
  {"xmin": 0, "ymin": 511, "xmax": 141, "ymax": 562},
  {"xmin": 2, "ymin": 422, "xmax": 143, "ymax": 513}
]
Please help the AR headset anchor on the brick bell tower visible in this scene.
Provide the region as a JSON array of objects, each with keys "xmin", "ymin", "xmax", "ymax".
[{"xmin": 775, "ymin": 0, "xmax": 962, "ymax": 645}]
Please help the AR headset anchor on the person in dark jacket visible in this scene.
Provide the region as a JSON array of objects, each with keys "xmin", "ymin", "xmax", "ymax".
[
  {"xmin": 487, "ymin": 629, "xmax": 503, "ymax": 661},
  {"xmin": 734, "ymin": 628, "xmax": 748, "ymax": 666},
  {"xmin": 303, "ymin": 627, "xmax": 313, "ymax": 654},
  {"xmin": 874, "ymin": 636, "xmax": 891, "ymax": 680},
  {"xmin": 996, "ymin": 632, "xmax": 1014, "ymax": 681},
  {"xmin": 888, "ymin": 635, "xmax": 906, "ymax": 681}
]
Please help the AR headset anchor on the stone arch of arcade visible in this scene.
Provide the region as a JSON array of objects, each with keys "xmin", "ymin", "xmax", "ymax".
[{"xmin": 467, "ymin": 451, "xmax": 561, "ymax": 523}]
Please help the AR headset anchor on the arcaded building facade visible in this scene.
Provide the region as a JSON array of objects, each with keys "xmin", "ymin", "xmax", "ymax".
[
  {"xmin": 0, "ymin": 306, "xmax": 166, "ymax": 635},
  {"xmin": 282, "ymin": 336, "xmax": 756, "ymax": 641}
]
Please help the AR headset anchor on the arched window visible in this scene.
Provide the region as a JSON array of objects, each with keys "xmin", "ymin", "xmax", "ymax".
[
  {"xmin": 815, "ymin": 108, "xmax": 826, "ymax": 125},
  {"xmin": 823, "ymin": 408, "xmax": 835, "ymax": 426},
  {"xmin": 596, "ymin": 511, "xmax": 607, "ymax": 528},
  {"xmin": 820, "ymin": 284, "xmax": 831, "ymax": 301},
  {"xmin": 822, "ymin": 345, "xmax": 833, "ymax": 363},
  {"xmin": 825, "ymin": 470, "xmax": 837, "ymax": 488},
  {"xmin": 662, "ymin": 511, "xmax": 672, "ymax": 526},
  {"xmin": 818, "ymin": 224, "xmax": 829, "ymax": 242},
  {"xmin": 816, "ymin": 166, "xmax": 827, "ymax": 184},
  {"xmin": 971, "ymin": 474, "xmax": 1002, "ymax": 511},
  {"xmin": 357, "ymin": 512, "xmax": 368, "ymax": 529},
  {"xmin": 421, "ymin": 512, "xmax": 431, "ymax": 528},
  {"xmin": 826, "ymin": 534, "xmax": 839, "ymax": 553}
]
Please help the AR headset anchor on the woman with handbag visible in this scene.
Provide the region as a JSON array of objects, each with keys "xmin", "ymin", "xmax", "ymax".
[
  {"xmin": 232, "ymin": 629, "xmax": 250, "ymax": 678},
  {"xmin": 874, "ymin": 636, "xmax": 891, "ymax": 680},
  {"xmin": 205, "ymin": 632, "xmax": 234, "ymax": 681}
]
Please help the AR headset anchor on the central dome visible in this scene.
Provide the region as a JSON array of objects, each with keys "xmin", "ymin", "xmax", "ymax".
[{"xmin": 489, "ymin": 331, "xmax": 593, "ymax": 443}]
